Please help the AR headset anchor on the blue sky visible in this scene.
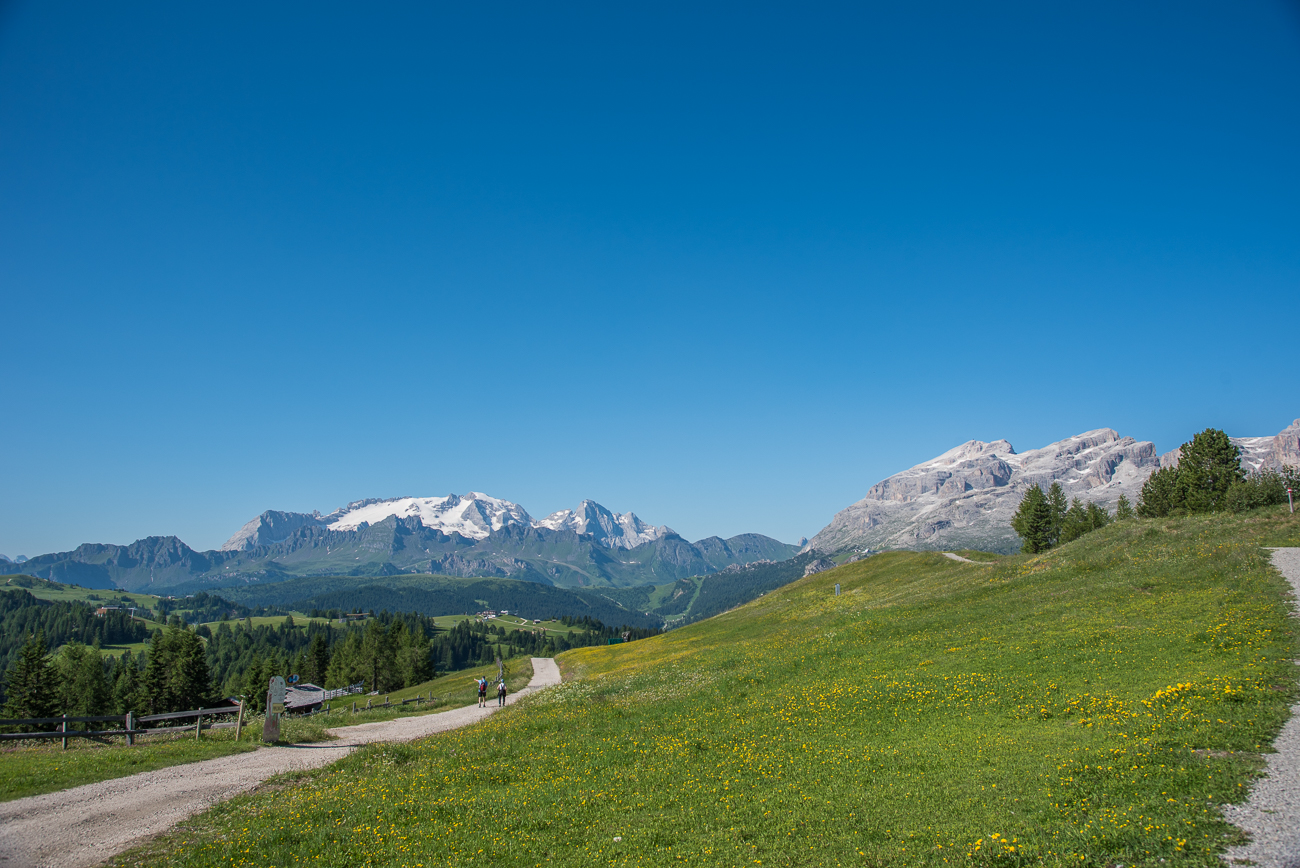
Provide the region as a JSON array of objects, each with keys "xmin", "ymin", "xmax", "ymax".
[{"xmin": 2, "ymin": 1, "xmax": 1298, "ymax": 556}]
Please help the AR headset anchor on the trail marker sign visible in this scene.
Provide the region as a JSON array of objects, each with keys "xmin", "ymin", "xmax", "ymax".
[
  {"xmin": 263, "ymin": 676, "xmax": 286, "ymax": 743},
  {"xmin": 270, "ymin": 676, "xmax": 286, "ymax": 715}
]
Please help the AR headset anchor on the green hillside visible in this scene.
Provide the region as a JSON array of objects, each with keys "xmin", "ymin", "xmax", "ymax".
[
  {"xmin": 116, "ymin": 508, "xmax": 1299, "ymax": 868},
  {"xmin": 2, "ymin": 574, "xmax": 160, "ymax": 610},
  {"xmin": 209, "ymin": 572, "xmax": 664, "ymax": 630}
]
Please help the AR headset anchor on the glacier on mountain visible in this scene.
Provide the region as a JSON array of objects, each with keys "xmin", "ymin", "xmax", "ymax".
[
  {"xmin": 325, "ymin": 493, "xmax": 533, "ymax": 540},
  {"xmin": 221, "ymin": 492, "xmax": 673, "ymax": 552}
]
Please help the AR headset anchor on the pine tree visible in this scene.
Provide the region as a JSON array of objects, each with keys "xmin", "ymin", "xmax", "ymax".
[
  {"xmin": 1114, "ymin": 494, "xmax": 1134, "ymax": 521},
  {"xmin": 1138, "ymin": 466, "xmax": 1183, "ymax": 517},
  {"xmin": 1058, "ymin": 498, "xmax": 1087, "ymax": 544},
  {"xmin": 361, "ymin": 620, "xmax": 397, "ymax": 693},
  {"xmin": 2, "ymin": 633, "xmax": 60, "ymax": 727},
  {"xmin": 1046, "ymin": 483, "xmax": 1068, "ymax": 548},
  {"xmin": 144, "ymin": 625, "xmax": 212, "ymax": 713},
  {"xmin": 54, "ymin": 642, "xmax": 112, "ymax": 718},
  {"xmin": 1175, "ymin": 428, "xmax": 1244, "ymax": 513},
  {"xmin": 112, "ymin": 650, "xmax": 144, "ymax": 713},
  {"xmin": 243, "ymin": 656, "xmax": 267, "ymax": 712},
  {"xmin": 1085, "ymin": 501, "xmax": 1111, "ymax": 532},
  {"xmin": 302, "ymin": 632, "xmax": 331, "ymax": 686},
  {"xmin": 1011, "ymin": 485, "xmax": 1055, "ymax": 553}
]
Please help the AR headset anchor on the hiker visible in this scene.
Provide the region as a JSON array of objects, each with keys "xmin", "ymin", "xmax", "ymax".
[
  {"xmin": 497, "ymin": 679, "xmax": 507, "ymax": 707},
  {"xmin": 474, "ymin": 676, "xmax": 488, "ymax": 708}
]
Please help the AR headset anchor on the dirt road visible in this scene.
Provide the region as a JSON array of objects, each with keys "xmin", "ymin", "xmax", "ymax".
[{"xmin": 0, "ymin": 658, "xmax": 561, "ymax": 868}]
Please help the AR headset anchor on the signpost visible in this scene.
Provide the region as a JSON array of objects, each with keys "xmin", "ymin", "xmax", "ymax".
[{"xmin": 263, "ymin": 676, "xmax": 286, "ymax": 743}]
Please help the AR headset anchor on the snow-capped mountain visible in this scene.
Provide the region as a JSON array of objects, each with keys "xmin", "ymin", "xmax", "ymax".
[
  {"xmin": 222, "ymin": 493, "xmax": 674, "ymax": 552},
  {"xmin": 534, "ymin": 500, "xmax": 671, "ymax": 549},
  {"xmin": 15, "ymin": 493, "xmax": 795, "ymax": 592},
  {"xmin": 324, "ymin": 493, "xmax": 534, "ymax": 539}
]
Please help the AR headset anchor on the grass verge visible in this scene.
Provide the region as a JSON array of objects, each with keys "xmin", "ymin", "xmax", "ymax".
[
  {"xmin": 114, "ymin": 508, "xmax": 1299, "ymax": 867},
  {"xmin": 0, "ymin": 730, "xmax": 258, "ymax": 802}
]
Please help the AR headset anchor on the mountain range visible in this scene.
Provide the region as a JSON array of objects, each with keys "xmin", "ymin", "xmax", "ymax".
[
  {"xmin": 807, "ymin": 418, "xmax": 1300, "ymax": 555},
  {"xmin": 8, "ymin": 494, "xmax": 799, "ymax": 593},
  {"xmin": 221, "ymin": 494, "xmax": 671, "ymax": 553},
  {"xmin": 8, "ymin": 418, "xmax": 1296, "ymax": 596}
]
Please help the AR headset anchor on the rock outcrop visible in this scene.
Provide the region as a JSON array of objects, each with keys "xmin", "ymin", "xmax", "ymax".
[
  {"xmin": 811, "ymin": 419, "xmax": 1300, "ymax": 556},
  {"xmin": 808, "ymin": 428, "xmax": 1159, "ymax": 555}
]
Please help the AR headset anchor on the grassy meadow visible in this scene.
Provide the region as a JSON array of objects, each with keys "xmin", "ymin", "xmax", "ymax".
[
  {"xmin": 0, "ymin": 728, "xmax": 259, "ymax": 802},
  {"xmin": 113, "ymin": 507, "xmax": 1299, "ymax": 867},
  {"xmin": 431, "ymin": 613, "xmax": 593, "ymax": 637}
]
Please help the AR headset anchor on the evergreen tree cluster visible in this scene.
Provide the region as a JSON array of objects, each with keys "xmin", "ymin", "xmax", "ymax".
[
  {"xmin": 1224, "ymin": 466, "xmax": 1300, "ymax": 513},
  {"xmin": 1010, "ymin": 482, "xmax": 1125, "ymax": 554},
  {"xmin": 1, "ymin": 625, "xmax": 213, "ymax": 729},
  {"xmin": 0, "ymin": 589, "xmax": 148, "ymax": 673},
  {"xmin": 1136, "ymin": 428, "xmax": 1295, "ymax": 518},
  {"xmin": 157, "ymin": 592, "xmax": 253, "ymax": 623}
]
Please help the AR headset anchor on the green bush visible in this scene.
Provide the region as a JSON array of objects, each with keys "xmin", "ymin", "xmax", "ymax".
[{"xmin": 1227, "ymin": 466, "xmax": 1300, "ymax": 513}]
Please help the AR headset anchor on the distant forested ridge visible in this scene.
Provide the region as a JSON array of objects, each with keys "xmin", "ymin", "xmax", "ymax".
[
  {"xmin": 1, "ymin": 591, "xmax": 658, "ymax": 717},
  {"xmin": 212, "ymin": 573, "xmax": 663, "ymax": 631},
  {"xmin": 0, "ymin": 588, "xmax": 148, "ymax": 672}
]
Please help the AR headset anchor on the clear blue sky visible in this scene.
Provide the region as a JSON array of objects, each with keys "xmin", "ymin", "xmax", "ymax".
[{"xmin": 2, "ymin": 1, "xmax": 1298, "ymax": 557}]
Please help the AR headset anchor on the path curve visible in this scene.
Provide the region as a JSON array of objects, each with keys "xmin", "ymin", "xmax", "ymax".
[
  {"xmin": 0, "ymin": 658, "xmax": 561, "ymax": 868},
  {"xmin": 1222, "ymin": 549, "xmax": 1300, "ymax": 868}
]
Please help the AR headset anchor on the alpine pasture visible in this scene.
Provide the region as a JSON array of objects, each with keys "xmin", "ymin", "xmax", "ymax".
[{"xmin": 113, "ymin": 508, "xmax": 1300, "ymax": 868}]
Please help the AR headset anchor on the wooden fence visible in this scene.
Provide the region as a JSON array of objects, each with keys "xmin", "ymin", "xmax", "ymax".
[
  {"xmin": 0, "ymin": 704, "xmax": 246, "ymax": 748},
  {"xmin": 306, "ymin": 692, "xmax": 437, "ymax": 716},
  {"xmin": 321, "ymin": 681, "xmax": 366, "ymax": 701}
]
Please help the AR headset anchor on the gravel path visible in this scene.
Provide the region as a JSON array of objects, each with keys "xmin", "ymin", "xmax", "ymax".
[
  {"xmin": 1222, "ymin": 549, "xmax": 1300, "ymax": 868},
  {"xmin": 942, "ymin": 552, "xmax": 986, "ymax": 564},
  {"xmin": 0, "ymin": 658, "xmax": 561, "ymax": 868}
]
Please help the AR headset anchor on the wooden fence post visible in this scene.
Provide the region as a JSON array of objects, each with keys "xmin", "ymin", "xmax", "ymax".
[
  {"xmin": 61, "ymin": 714, "xmax": 68, "ymax": 750},
  {"xmin": 234, "ymin": 701, "xmax": 244, "ymax": 741},
  {"xmin": 195, "ymin": 713, "xmax": 202, "ymax": 741},
  {"xmin": 126, "ymin": 711, "xmax": 134, "ymax": 746}
]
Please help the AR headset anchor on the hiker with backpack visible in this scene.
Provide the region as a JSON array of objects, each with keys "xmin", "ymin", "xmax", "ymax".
[
  {"xmin": 473, "ymin": 676, "xmax": 488, "ymax": 708},
  {"xmin": 497, "ymin": 679, "xmax": 507, "ymax": 707}
]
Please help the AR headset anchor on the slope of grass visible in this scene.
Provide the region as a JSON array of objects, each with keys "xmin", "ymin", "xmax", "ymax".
[
  {"xmin": 1, "ymin": 574, "xmax": 161, "ymax": 609},
  {"xmin": 113, "ymin": 508, "xmax": 1300, "ymax": 868}
]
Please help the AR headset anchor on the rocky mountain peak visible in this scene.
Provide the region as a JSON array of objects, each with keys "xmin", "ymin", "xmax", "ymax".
[
  {"xmin": 809, "ymin": 427, "xmax": 1159, "ymax": 555},
  {"xmin": 221, "ymin": 509, "xmax": 327, "ymax": 552},
  {"xmin": 535, "ymin": 499, "xmax": 672, "ymax": 549}
]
